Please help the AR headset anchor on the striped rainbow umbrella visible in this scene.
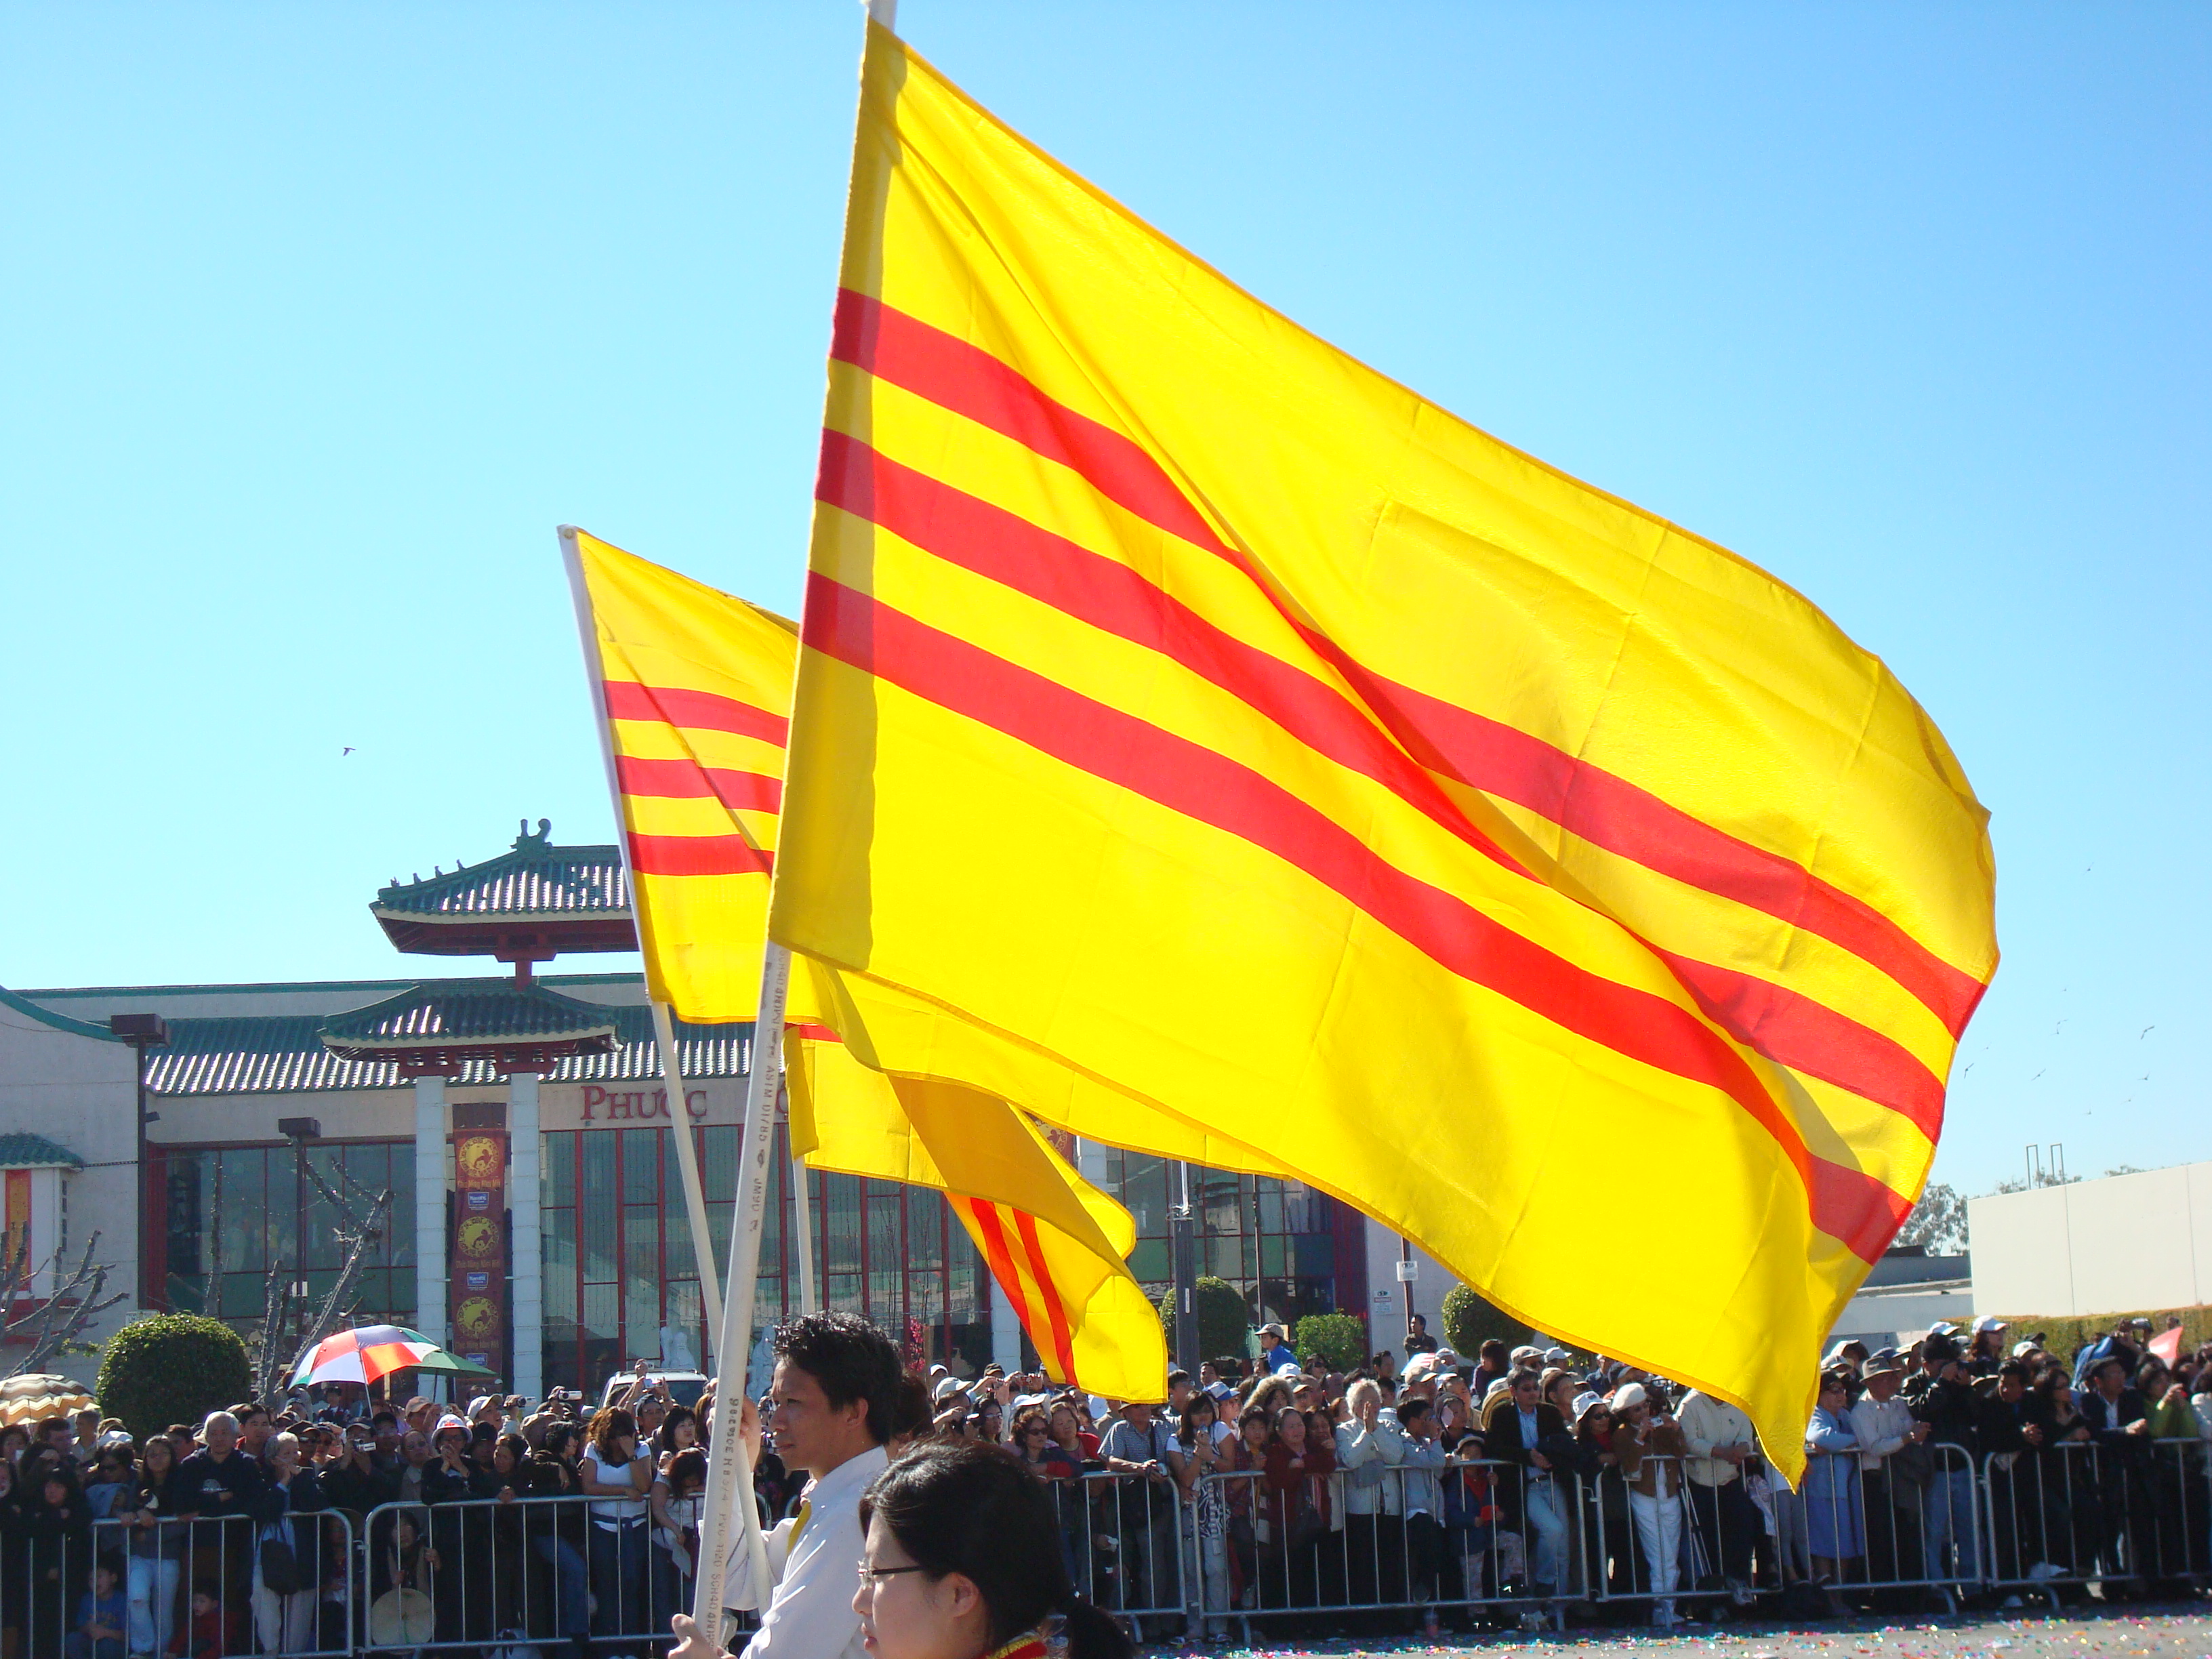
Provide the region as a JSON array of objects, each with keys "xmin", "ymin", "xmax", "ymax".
[{"xmin": 290, "ymin": 1324, "xmax": 499, "ymax": 1388}]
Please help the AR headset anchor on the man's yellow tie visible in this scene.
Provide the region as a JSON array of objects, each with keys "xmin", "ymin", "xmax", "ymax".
[{"xmin": 787, "ymin": 1499, "xmax": 811, "ymax": 1549}]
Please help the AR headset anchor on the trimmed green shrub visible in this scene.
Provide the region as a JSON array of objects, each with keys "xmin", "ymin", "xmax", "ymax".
[
  {"xmin": 1441, "ymin": 1283, "xmax": 1531, "ymax": 1358},
  {"xmin": 96, "ymin": 1313, "xmax": 251, "ymax": 1439},
  {"xmin": 1293, "ymin": 1312, "xmax": 1367, "ymax": 1373},
  {"xmin": 1157, "ymin": 1275, "xmax": 1256, "ymax": 1372}
]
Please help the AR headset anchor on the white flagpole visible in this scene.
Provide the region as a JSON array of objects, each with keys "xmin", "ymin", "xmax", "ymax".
[
  {"xmin": 689, "ymin": 943, "xmax": 790, "ymax": 1648},
  {"xmin": 559, "ymin": 524, "xmax": 773, "ymax": 1643},
  {"xmin": 792, "ymin": 1137, "xmax": 817, "ymax": 1313},
  {"xmin": 653, "ymin": 1000, "xmax": 724, "ymax": 1344}
]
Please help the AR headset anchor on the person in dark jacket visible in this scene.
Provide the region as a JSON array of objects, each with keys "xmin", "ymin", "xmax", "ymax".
[
  {"xmin": 1975, "ymin": 1363, "xmax": 2062, "ymax": 1580},
  {"xmin": 2076, "ymin": 1355, "xmax": 2156, "ymax": 1580},
  {"xmin": 23, "ymin": 1464, "xmax": 94, "ymax": 1656},
  {"xmin": 522, "ymin": 1422, "xmax": 592, "ymax": 1658},
  {"xmin": 171, "ymin": 1411, "xmax": 267, "ymax": 1652},
  {"xmin": 421, "ymin": 1417, "xmax": 502, "ymax": 1647},
  {"xmin": 248, "ymin": 1431, "xmax": 325, "ymax": 1654},
  {"xmin": 1905, "ymin": 1338, "xmax": 1981, "ymax": 1589},
  {"xmin": 1479, "ymin": 1370, "xmax": 1574, "ymax": 1601}
]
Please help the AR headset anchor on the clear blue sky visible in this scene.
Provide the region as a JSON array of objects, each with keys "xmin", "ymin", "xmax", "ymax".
[{"xmin": 3, "ymin": 4, "xmax": 2205, "ymax": 1199}]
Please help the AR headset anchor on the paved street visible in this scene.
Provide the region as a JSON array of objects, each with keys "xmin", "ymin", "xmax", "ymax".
[{"xmin": 1155, "ymin": 1602, "xmax": 2212, "ymax": 1659}]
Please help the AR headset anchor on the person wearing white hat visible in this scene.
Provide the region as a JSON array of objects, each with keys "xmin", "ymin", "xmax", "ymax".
[
  {"xmin": 1608, "ymin": 1383, "xmax": 1689, "ymax": 1626},
  {"xmin": 1967, "ymin": 1317, "xmax": 2009, "ymax": 1377}
]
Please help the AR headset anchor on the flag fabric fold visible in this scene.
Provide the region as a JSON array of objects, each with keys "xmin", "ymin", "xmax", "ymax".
[
  {"xmin": 564, "ymin": 527, "xmax": 1166, "ymax": 1398},
  {"xmin": 790, "ymin": 1024, "xmax": 1166, "ymax": 1399},
  {"xmin": 769, "ymin": 20, "xmax": 1999, "ymax": 1479}
]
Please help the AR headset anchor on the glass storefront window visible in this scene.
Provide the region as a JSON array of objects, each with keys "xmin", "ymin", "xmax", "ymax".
[
  {"xmin": 159, "ymin": 1141, "xmax": 416, "ymax": 1334},
  {"xmin": 538, "ymin": 1122, "xmax": 981, "ymax": 1393}
]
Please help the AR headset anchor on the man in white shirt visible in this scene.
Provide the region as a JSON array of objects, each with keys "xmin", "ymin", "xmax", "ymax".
[
  {"xmin": 1674, "ymin": 1389, "xmax": 1761, "ymax": 1603},
  {"xmin": 671, "ymin": 1311, "xmax": 900, "ymax": 1659}
]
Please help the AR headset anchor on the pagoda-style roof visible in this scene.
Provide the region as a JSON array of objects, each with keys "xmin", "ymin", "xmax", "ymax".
[
  {"xmin": 144, "ymin": 996, "xmax": 751, "ymax": 1094},
  {"xmin": 317, "ymin": 980, "xmax": 623, "ymax": 1078},
  {"xmin": 0, "ymin": 1133, "xmax": 83, "ymax": 1171},
  {"xmin": 371, "ymin": 820, "xmax": 638, "ymax": 965}
]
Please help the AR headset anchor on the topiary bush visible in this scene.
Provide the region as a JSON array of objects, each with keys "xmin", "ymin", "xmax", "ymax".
[
  {"xmin": 1157, "ymin": 1275, "xmax": 1256, "ymax": 1372},
  {"xmin": 1294, "ymin": 1311, "xmax": 1367, "ymax": 1373},
  {"xmin": 1441, "ymin": 1283, "xmax": 1531, "ymax": 1358},
  {"xmin": 96, "ymin": 1313, "xmax": 251, "ymax": 1439}
]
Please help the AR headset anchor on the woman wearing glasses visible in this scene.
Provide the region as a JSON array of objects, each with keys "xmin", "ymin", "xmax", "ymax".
[{"xmin": 670, "ymin": 1439, "xmax": 1131, "ymax": 1659}]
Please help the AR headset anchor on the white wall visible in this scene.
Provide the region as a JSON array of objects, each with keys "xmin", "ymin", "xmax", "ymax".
[
  {"xmin": 1362, "ymin": 1215, "xmax": 1454, "ymax": 1352},
  {"xmin": 0, "ymin": 994, "xmax": 142, "ymax": 1379},
  {"xmin": 1969, "ymin": 1160, "xmax": 2212, "ymax": 1317}
]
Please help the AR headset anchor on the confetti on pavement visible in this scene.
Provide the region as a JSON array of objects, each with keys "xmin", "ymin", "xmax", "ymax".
[{"xmin": 1139, "ymin": 1601, "xmax": 2212, "ymax": 1659}]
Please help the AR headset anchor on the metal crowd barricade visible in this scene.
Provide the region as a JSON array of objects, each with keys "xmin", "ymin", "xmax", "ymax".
[
  {"xmin": 2134, "ymin": 1436, "xmax": 2211, "ymax": 1589},
  {"xmin": 1788, "ymin": 1446, "xmax": 1980, "ymax": 1611},
  {"xmin": 1982, "ymin": 1437, "xmax": 2212, "ymax": 1607},
  {"xmin": 361, "ymin": 1493, "xmax": 700, "ymax": 1654},
  {"xmin": 1191, "ymin": 1456, "xmax": 1578, "ymax": 1641},
  {"xmin": 53, "ymin": 1509, "xmax": 359, "ymax": 1659},
  {"xmin": 1042, "ymin": 1467, "xmax": 1191, "ymax": 1641},
  {"xmin": 1583, "ymin": 1455, "xmax": 1778, "ymax": 1622}
]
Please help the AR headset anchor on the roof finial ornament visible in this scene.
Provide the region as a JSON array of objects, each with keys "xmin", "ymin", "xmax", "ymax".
[{"xmin": 515, "ymin": 817, "xmax": 553, "ymax": 850}]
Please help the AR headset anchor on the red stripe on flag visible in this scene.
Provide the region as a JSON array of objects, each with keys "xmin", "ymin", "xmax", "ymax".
[
  {"xmin": 626, "ymin": 832, "xmax": 773, "ymax": 878},
  {"xmin": 1655, "ymin": 951, "xmax": 1944, "ymax": 1139},
  {"xmin": 964, "ymin": 1199, "xmax": 1052, "ymax": 1375},
  {"xmin": 832, "ymin": 289, "xmax": 1985, "ymax": 1039},
  {"xmin": 615, "ymin": 755, "xmax": 784, "ymax": 813},
  {"xmin": 1010, "ymin": 1208, "xmax": 1079, "ymax": 1384},
  {"xmin": 803, "ymin": 572, "xmax": 1902, "ymax": 1265},
  {"xmin": 818, "ymin": 429, "xmax": 1938, "ymax": 1135},
  {"xmin": 604, "ymin": 679, "xmax": 790, "ymax": 745}
]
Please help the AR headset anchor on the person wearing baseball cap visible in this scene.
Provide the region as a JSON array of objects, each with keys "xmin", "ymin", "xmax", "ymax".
[
  {"xmin": 1258, "ymin": 1323, "xmax": 1299, "ymax": 1374},
  {"xmin": 1967, "ymin": 1317, "xmax": 2009, "ymax": 1376}
]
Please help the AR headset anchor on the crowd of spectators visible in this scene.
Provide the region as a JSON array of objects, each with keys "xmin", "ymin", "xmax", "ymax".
[
  {"xmin": 918, "ymin": 1317, "xmax": 2212, "ymax": 1639},
  {"xmin": 1, "ymin": 1312, "xmax": 2207, "ymax": 1654},
  {"xmin": 0, "ymin": 1370, "xmax": 721, "ymax": 1658}
]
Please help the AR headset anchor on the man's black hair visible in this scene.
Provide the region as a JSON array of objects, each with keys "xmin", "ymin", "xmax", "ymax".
[
  {"xmin": 1996, "ymin": 1360, "xmax": 2028, "ymax": 1383},
  {"xmin": 773, "ymin": 1311, "xmax": 901, "ymax": 1444},
  {"xmin": 1166, "ymin": 1369, "xmax": 1190, "ymax": 1389}
]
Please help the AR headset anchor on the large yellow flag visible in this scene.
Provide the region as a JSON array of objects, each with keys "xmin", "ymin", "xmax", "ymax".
[
  {"xmin": 771, "ymin": 22, "xmax": 1999, "ymax": 1477},
  {"xmin": 564, "ymin": 527, "xmax": 1168, "ymax": 1399}
]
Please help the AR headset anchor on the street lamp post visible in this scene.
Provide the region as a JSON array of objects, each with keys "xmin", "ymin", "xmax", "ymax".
[
  {"xmin": 108, "ymin": 1014, "xmax": 167, "ymax": 1309},
  {"xmin": 278, "ymin": 1118, "xmax": 322, "ymax": 1370}
]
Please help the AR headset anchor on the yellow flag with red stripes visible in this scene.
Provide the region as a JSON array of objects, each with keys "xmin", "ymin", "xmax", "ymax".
[
  {"xmin": 562, "ymin": 527, "xmax": 819, "ymax": 1023},
  {"xmin": 789, "ymin": 1022, "xmax": 1166, "ymax": 1397},
  {"xmin": 563, "ymin": 527, "xmax": 1166, "ymax": 1397},
  {"xmin": 769, "ymin": 22, "xmax": 1999, "ymax": 1478}
]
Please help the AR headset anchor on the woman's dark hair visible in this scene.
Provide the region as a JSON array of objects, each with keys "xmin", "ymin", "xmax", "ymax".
[
  {"xmin": 1176, "ymin": 1393, "xmax": 1216, "ymax": 1446},
  {"xmin": 665, "ymin": 1447, "xmax": 708, "ymax": 1492},
  {"xmin": 589, "ymin": 1406, "xmax": 639, "ymax": 1461},
  {"xmin": 655, "ymin": 1404, "xmax": 698, "ymax": 1458},
  {"xmin": 774, "ymin": 1311, "xmax": 903, "ymax": 1444},
  {"xmin": 494, "ymin": 1432, "xmax": 530, "ymax": 1472},
  {"xmin": 540, "ymin": 1422, "xmax": 576, "ymax": 1461},
  {"xmin": 859, "ymin": 1440, "xmax": 1131, "ymax": 1659},
  {"xmin": 888, "ymin": 1372, "xmax": 935, "ymax": 1443}
]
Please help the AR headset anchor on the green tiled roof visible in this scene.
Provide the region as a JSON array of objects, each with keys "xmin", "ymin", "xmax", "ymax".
[
  {"xmin": 0, "ymin": 1133, "xmax": 83, "ymax": 1170},
  {"xmin": 373, "ymin": 820, "xmax": 629, "ymax": 920},
  {"xmin": 142, "ymin": 994, "xmax": 751, "ymax": 1094},
  {"xmin": 319, "ymin": 981, "xmax": 621, "ymax": 1050},
  {"xmin": 0, "ymin": 985, "xmax": 119, "ymax": 1043}
]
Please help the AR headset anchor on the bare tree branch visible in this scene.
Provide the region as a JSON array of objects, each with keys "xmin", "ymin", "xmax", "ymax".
[{"xmin": 3, "ymin": 1233, "xmax": 128, "ymax": 1378}]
